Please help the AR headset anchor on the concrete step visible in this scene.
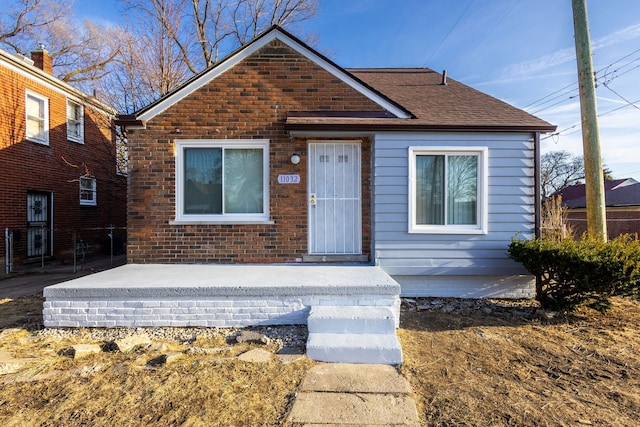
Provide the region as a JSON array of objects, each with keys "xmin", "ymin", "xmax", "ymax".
[
  {"xmin": 308, "ymin": 305, "xmax": 396, "ymax": 335},
  {"xmin": 306, "ymin": 333, "xmax": 403, "ymax": 365}
]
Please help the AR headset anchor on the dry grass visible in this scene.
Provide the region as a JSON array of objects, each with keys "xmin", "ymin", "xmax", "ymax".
[
  {"xmin": 0, "ymin": 295, "xmax": 312, "ymax": 427},
  {"xmin": 400, "ymin": 297, "xmax": 640, "ymax": 426},
  {"xmin": 1, "ymin": 293, "xmax": 639, "ymax": 426}
]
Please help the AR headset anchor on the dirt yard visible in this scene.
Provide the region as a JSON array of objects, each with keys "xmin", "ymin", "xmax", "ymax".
[
  {"xmin": 0, "ymin": 292, "xmax": 638, "ymax": 426},
  {"xmin": 400, "ymin": 297, "xmax": 640, "ymax": 426}
]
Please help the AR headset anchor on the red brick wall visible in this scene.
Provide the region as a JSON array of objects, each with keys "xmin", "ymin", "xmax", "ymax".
[
  {"xmin": 0, "ymin": 60, "xmax": 127, "ymax": 267},
  {"xmin": 127, "ymin": 40, "xmax": 382, "ymax": 263},
  {"xmin": 568, "ymin": 208, "xmax": 640, "ymax": 239}
]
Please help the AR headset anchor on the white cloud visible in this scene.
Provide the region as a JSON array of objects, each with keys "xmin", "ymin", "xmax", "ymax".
[
  {"xmin": 500, "ymin": 22, "xmax": 640, "ymax": 81},
  {"xmin": 592, "ymin": 23, "xmax": 640, "ymax": 51}
]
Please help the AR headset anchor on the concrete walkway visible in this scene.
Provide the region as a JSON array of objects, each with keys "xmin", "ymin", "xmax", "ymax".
[
  {"xmin": 287, "ymin": 363, "xmax": 419, "ymax": 426},
  {"xmin": 0, "ymin": 255, "xmax": 126, "ymax": 299}
]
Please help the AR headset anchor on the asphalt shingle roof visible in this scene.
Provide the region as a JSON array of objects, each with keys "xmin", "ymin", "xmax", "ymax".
[
  {"xmin": 287, "ymin": 68, "xmax": 556, "ymax": 132},
  {"xmin": 554, "ymin": 179, "xmax": 640, "ymax": 208}
]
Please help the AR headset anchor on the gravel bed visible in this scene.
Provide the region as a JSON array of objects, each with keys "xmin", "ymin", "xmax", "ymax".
[
  {"xmin": 38, "ymin": 324, "xmax": 308, "ymax": 349},
  {"xmin": 402, "ymin": 297, "xmax": 555, "ymax": 320}
]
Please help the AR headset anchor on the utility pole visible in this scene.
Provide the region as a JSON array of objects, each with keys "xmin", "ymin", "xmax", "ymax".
[{"xmin": 571, "ymin": 0, "xmax": 607, "ymax": 241}]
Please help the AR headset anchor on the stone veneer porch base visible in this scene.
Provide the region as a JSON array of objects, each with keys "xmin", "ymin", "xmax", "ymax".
[{"xmin": 42, "ymin": 264, "xmax": 401, "ymax": 329}]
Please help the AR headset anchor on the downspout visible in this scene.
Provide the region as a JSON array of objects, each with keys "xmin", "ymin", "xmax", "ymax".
[
  {"xmin": 534, "ymin": 132, "xmax": 541, "ymax": 238},
  {"xmin": 5, "ymin": 228, "xmax": 13, "ymax": 274}
]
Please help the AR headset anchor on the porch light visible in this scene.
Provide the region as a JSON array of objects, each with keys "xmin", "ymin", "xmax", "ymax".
[{"xmin": 290, "ymin": 153, "xmax": 301, "ymax": 165}]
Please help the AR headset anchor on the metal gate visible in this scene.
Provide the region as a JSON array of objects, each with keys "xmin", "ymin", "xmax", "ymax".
[{"xmin": 27, "ymin": 191, "xmax": 52, "ymax": 257}]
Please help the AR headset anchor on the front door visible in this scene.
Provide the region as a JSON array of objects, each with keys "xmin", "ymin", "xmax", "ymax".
[
  {"xmin": 308, "ymin": 142, "xmax": 361, "ymax": 255},
  {"xmin": 27, "ymin": 191, "xmax": 52, "ymax": 257}
]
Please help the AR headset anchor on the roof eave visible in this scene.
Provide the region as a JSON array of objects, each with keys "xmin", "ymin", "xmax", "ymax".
[
  {"xmin": 115, "ymin": 114, "xmax": 146, "ymax": 129},
  {"xmin": 285, "ymin": 122, "xmax": 558, "ymax": 133}
]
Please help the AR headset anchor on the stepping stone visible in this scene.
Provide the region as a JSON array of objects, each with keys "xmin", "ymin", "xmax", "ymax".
[
  {"xmin": 237, "ymin": 348, "xmax": 273, "ymax": 363},
  {"xmin": 236, "ymin": 331, "xmax": 270, "ymax": 345},
  {"xmin": 287, "ymin": 392, "xmax": 419, "ymax": 426},
  {"xmin": 147, "ymin": 352, "xmax": 184, "ymax": 366},
  {"xmin": 0, "ymin": 351, "xmax": 39, "ymax": 375},
  {"xmin": 73, "ymin": 344, "xmax": 103, "ymax": 359},
  {"xmin": 276, "ymin": 347, "xmax": 305, "ymax": 364},
  {"xmin": 300, "ymin": 363, "xmax": 411, "ymax": 394},
  {"xmin": 58, "ymin": 344, "xmax": 102, "ymax": 359},
  {"xmin": 112, "ymin": 334, "xmax": 152, "ymax": 353}
]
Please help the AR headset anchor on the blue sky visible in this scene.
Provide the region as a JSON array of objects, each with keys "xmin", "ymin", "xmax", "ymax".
[{"xmin": 75, "ymin": 0, "xmax": 640, "ymax": 180}]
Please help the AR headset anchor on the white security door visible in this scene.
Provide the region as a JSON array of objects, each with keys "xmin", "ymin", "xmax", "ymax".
[{"xmin": 308, "ymin": 142, "xmax": 361, "ymax": 254}]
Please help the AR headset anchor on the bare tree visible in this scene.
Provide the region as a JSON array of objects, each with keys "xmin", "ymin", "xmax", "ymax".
[
  {"xmin": 541, "ymin": 151, "xmax": 614, "ymax": 199},
  {"xmin": 122, "ymin": 0, "xmax": 317, "ymax": 81},
  {"xmin": 1, "ymin": 0, "xmax": 121, "ymax": 92},
  {"xmin": 541, "ymin": 151, "xmax": 585, "ymax": 200},
  {"xmin": 0, "ymin": 0, "xmax": 69, "ymax": 50},
  {"xmin": 229, "ymin": 0, "xmax": 317, "ymax": 44},
  {"xmin": 2, "ymin": 0, "xmax": 318, "ymax": 116}
]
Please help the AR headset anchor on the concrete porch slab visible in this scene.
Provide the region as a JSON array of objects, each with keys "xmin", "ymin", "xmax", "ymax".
[
  {"xmin": 43, "ymin": 264, "xmax": 400, "ymax": 297},
  {"xmin": 43, "ymin": 264, "xmax": 401, "ymax": 329}
]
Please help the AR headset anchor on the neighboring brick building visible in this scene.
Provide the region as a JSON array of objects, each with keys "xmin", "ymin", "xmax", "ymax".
[
  {"xmin": 553, "ymin": 178, "xmax": 640, "ymax": 239},
  {"xmin": 0, "ymin": 46, "xmax": 127, "ymax": 272},
  {"xmin": 118, "ymin": 26, "xmax": 555, "ymax": 298}
]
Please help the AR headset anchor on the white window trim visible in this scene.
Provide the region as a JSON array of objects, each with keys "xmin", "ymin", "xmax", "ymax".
[
  {"xmin": 408, "ymin": 146, "xmax": 488, "ymax": 234},
  {"xmin": 67, "ymin": 99, "xmax": 84, "ymax": 143},
  {"xmin": 25, "ymin": 90, "xmax": 49, "ymax": 145},
  {"xmin": 80, "ymin": 176, "xmax": 97, "ymax": 206},
  {"xmin": 174, "ymin": 139, "xmax": 270, "ymax": 224}
]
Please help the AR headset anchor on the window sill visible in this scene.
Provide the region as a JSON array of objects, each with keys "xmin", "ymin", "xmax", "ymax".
[
  {"xmin": 169, "ymin": 219, "xmax": 275, "ymax": 225},
  {"xmin": 27, "ymin": 138, "xmax": 49, "ymax": 146},
  {"xmin": 408, "ymin": 227, "xmax": 487, "ymax": 235}
]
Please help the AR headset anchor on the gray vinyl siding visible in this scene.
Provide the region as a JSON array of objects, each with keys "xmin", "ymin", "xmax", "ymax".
[{"xmin": 373, "ymin": 132, "xmax": 535, "ymax": 277}]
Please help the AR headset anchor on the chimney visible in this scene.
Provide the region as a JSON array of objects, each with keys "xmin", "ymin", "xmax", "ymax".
[{"xmin": 31, "ymin": 44, "xmax": 52, "ymax": 74}]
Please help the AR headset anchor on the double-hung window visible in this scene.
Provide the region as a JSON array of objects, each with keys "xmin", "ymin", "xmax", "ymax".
[
  {"xmin": 80, "ymin": 176, "xmax": 97, "ymax": 206},
  {"xmin": 26, "ymin": 90, "xmax": 49, "ymax": 145},
  {"xmin": 175, "ymin": 140, "xmax": 270, "ymax": 223},
  {"xmin": 67, "ymin": 100, "xmax": 84, "ymax": 143},
  {"xmin": 409, "ymin": 146, "xmax": 487, "ymax": 234}
]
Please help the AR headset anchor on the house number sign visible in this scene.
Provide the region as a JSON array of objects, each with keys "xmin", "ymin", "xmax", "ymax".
[{"xmin": 277, "ymin": 174, "xmax": 300, "ymax": 184}]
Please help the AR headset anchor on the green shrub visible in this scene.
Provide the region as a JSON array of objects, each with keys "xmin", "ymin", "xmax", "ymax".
[{"xmin": 508, "ymin": 234, "xmax": 640, "ymax": 311}]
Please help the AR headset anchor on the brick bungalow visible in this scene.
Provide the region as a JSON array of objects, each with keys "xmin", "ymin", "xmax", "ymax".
[
  {"xmin": 117, "ymin": 26, "xmax": 555, "ymax": 298},
  {"xmin": 0, "ymin": 46, "xmax": 127, "ymax": 271}
]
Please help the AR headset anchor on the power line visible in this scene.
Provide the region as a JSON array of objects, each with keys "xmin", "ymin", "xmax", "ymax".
[
  {"xmin": 599, "ymin": 97, "xmax": 640, "ymax": 117},
  {"xmin": 530, "ymin": 93, "xmax": 579, "ymax": 116},
  {"xmin": 541, "ymin": 97, "xmax": 640, "ymax": 141},
  {"xmin": 599, "ymin": 46, "xmax": 640, "ymax": 76},
  {"xmin": 449, "ymin": 0, "xmax": 524, "ymax": 72},
  {"xmin": 522, "ymin": 81, "xmax": 578, "ymax": 110},
  {"xmin": 423, "ymin": 0, "xmax": 475, "ymax": 66},
  {"xmin": 528, "ymin": 58, "xmax": 640, "ymax": 115},
  {"xmin": 602, "ymin": 81, "xmax": 640, "ymax": 110},
  {"xmin": 523, "ymin": 47, "xmax": 640, "ymax": 113},
  {"xmin": 598, "ymin": 59, "xmax": 640, "ymax": 86}
]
